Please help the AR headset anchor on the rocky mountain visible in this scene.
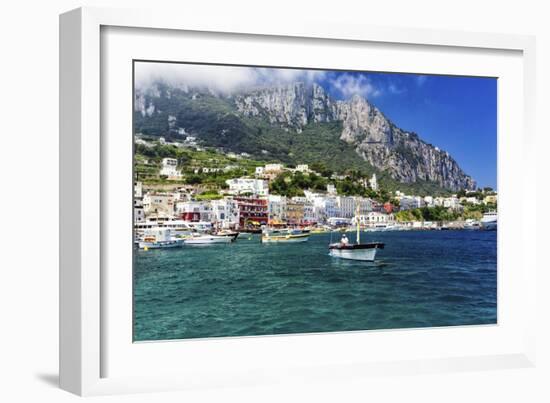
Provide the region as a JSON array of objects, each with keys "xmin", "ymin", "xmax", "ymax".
[
  {"xmin": 135, "ymin": 81, "xmax": 476, "ymax": 191},
  {"xmin": 233, "ymin": 83, "xmax": 475, "ymax": 190}
]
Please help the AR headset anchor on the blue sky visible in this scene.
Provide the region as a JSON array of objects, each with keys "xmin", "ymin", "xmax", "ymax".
[
  {"xmin": 317, "ymin": 71, "xmax": 497, "ymax": 189},
  {"xmin": 137, "ymin": 62, "xmax": 497, "ymax": 189}
]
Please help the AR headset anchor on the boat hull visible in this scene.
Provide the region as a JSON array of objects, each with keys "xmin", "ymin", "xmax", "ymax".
[
  {"xmin": 138, "ymin": 239, "xmax": 183, "ymax": 249},
  {"xmin": 328, "ymin": 242, "xmax": 384, "ymax": 261},
  {"xmin": 261, "ymin": 234, "xmax": 310, "ymax": 243},
  {"xmin": 481, "ymin": 221, "xmax": 497, "ymax": 231},
  {"xmin": 215, "ymin": 231, "xmax": 239, "ymax": 241},
  {"xmin": 184, "ymin": 236, "xmax": 233, "ymax": 245}
]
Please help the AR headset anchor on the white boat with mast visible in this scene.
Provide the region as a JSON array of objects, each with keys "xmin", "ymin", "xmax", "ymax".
[{"xmin": 329, "ymin": 202, "xmax": 384, "ymax": 261}]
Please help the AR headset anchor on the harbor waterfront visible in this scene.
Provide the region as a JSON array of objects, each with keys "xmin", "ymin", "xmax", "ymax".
[
  {"xmin": 133, "ymin": 229, "xmax": 497, "ymax": 341},
  {"xmin": 132, "ymin": 62, "xmax": 498, "ymax": 342}
]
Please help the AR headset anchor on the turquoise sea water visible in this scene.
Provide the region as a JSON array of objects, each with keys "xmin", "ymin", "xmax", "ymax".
[{"xmin": 133, "ymin": 230, "xmax": 497, "ymax": 341}]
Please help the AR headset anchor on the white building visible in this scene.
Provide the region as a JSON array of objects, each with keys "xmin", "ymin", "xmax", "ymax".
[
  {"xmin": 210, "ymin": 199, "xmax": 239, "ymax": 229},
  {"xmin": 400, "ymin": 195, "xmax": 424, "ymax": 211},
  {"xmin": 324, "ymin": 197, "xmax": 341, "ymax": 219},
  {"xmin": 159, "ymin": 158, "xmax": 182, "ymax": 179},
  {"xmin": 264, "ymin": 163, "xmax": 283, "ymax": 173},
  {"xmin": 337, "ymin": 196, "xmax": 356, "ymax": 219},
  {"xmin": 363, "ymin": 212, "xmax": 395, "ymax": 227},
  {"xmin": 143, "ymin": 193, "xmax": 175, "ymax": 216},
  {"xmin": 295, "ymin": 164, "xmax": 310, "ymax": 174},
  {"xmin": 424, "ymin": 196, "xmax": 434, "ymax": 207},
  {"xmin": 199, "ymin": 167, "xmax": 221, "ymax": 174},
  {"xmin": 226, "ymin": 178, "xmax": 269, "ymax": 197},
  {"xmin": 326, "ymin": 184, "xmax": 337, "ymax": 195},
  {"xmin": 443, "ymin": 197, "xmax": 461, "ymax": 209},
  {"xmin": 304, "ymin": 191, "xmax": 329, "ymax": 223},
  {"xmin": 302, "ymin": 201, "xmax": 316, "ymax": 223},
  {"xmin": 255, "ymin": 166, "xmax": 265, "ymax": 176},
  {"xmin": 134, "ymin": 181, "xmax": 143, "ymax": 198},
  {"xmin": 268, "ymin": 195, "xmax": 287, "ymax": 222},
  {"xmin": 460, "ymin": 196, "xmax": 481, "ymax": 205},
  {"xmin": 356, "ymin": 198, "xmax": 373, "ymax": 215},
  {"xmin": 175, "ymin": 201, "xmax": 212, "ymax": 222},
  {"xmin": 369, "ymin": 173, "xmax": 379, "ymax": 191}
]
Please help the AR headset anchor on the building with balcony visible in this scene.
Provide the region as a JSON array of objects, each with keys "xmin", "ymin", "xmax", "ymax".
[
  {"xmin": 234, "ymin": 197, "xmax": 269, "ymax": 228},
  {"xmin": 159, "ymin": 157, "xmax": 182, "ymax": 179},
  {"xmin": 143, "ymin": 193, "xmax": 176, "ymax": 217},
  {"xmin": 226, "ymin": 178, "xmax": 269, "ymax": 197},
  {"xmin": 210, "ymin": 199, "xmax": 239, "ymax": 229},
  {"xmin": 175, "ymin": 201, "xmax": 212, "ymax": 222},
  {"xmin": 268, "ymin": 195, "xmax": 287, "ymax": 224}
]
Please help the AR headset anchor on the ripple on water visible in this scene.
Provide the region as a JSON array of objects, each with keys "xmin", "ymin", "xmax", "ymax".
[{"xmin": 134, "ymin": 230, "xmax": 497, "ymax": 341}]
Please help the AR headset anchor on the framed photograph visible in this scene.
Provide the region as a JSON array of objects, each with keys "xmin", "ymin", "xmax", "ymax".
[{"xmin": 60, "ymin": 7, "xmax": 537, "ymax": 396}]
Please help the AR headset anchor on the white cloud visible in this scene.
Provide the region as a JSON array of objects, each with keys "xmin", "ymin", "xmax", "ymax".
[
  {"xmin": 134, "ymin": 62, "xmax": 325, "ymax": 93},
  {"xmin": 329, "ymin": 73, "xmax": 381, "ymax": 99},
  {"xmin": 388, "ymin": 83, "xmax": 406, "ymax": 95}
]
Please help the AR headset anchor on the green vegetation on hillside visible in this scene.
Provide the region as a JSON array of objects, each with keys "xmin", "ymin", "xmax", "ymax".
[
  {"xmin": 134, "ymin": 85, "xmax": 467, "ymax": 195},
  {"xmin": 395, "ymin": 202, "xmax": 497, "ymax": 222},
  {"xmin": 269, "ymin": 171, "xmax": 328, "ymax": 198},
  {"xmin": 134, "ymin": 138, "xmax": 460, "ymax": 201}
]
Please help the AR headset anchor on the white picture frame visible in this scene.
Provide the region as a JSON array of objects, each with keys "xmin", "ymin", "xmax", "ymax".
[{"xmin": 60, "ymin": 6, "xmax": 537, "ymax": 396}]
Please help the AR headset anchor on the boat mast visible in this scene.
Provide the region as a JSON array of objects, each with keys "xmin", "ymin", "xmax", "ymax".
[{"xmin": 356, "ymin": 199, "xmax": 360, "ymax": 245}]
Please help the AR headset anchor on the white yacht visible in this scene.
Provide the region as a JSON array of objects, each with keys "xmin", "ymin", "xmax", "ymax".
[
  {"xmin": 135, "ymin": 219, "xmax": 194, "ymax": 238},
  {"xmin": 481, "ymin": 211, "xmax": 497, "ymax": 231},
  {"xmin": 183, "ymin": 234, "xmax": 234, "ymax": 245}
]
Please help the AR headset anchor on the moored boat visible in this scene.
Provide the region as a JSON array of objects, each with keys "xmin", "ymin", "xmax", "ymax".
[
  {"xmin": 138, "ymin": 228, "xmax": 184, "ymax": 249},
  {"xmin": 183, "ymin": 234, "xmax": 234, "ymax": 245},
  {"xmin": 261, "ymin": 228, "xmax": 310, "ymax": 243},
  {"xmin": 310, "ymin": 226, "xmax": 330, "ymax": 234},
  {"xmin": 214, "ymin": 229, "xmax": 239, "ymax": 241},
  {"xmin": 464, "ymin": 219, "xmax": 481, "ymax": 230},
  {"xmin": 329, "ymin": 242, "xmax": 385, "ymax": 261},
  {"xmin": 481, "ymin": 211, "xmax": 497, "ymax": 231},
  {"xmin": 329, "ymin": 202, "xmax": 385, "ymax": 261}
]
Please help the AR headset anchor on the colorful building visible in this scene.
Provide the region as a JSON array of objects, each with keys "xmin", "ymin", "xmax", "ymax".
[
  {"xmin": 175, "ymin": 201, "xmax": 212, "ymax": 222},
  {"xmin": 234, "ymin": 197, "xmax": 269, "ymax": 228}
]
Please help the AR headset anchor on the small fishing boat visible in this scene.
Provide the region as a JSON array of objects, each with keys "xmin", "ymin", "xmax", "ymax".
[
  {"xmin": 214, "ymin": 229, "xmax": 239, "ymax": 241},
  {"xmin": 310, "ymin": 226, "xmax": 330, "ymax": 234},
  {"xmin": 183, "ymin": 234, "xmax": 234, "ymax": 245},
  {"xmin": 138, "ymin": 228, "xmax": 184, "ymax": 249},
  {"xmin": 261, "ymin": 228, "xmax": 310, "ymax": 243},
  {"xmin": 328, "ymin": 241, "xmax": 385, "ymax": 261},
  {"xmin": 329, "ymin": 203, "xmax": 384, "ymax": 261}
]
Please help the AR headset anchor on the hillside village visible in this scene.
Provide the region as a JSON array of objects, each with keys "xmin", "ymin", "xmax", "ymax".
[{"xmin": 134, "ymin": 137, "xmax": 498, "ymax": 231}]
